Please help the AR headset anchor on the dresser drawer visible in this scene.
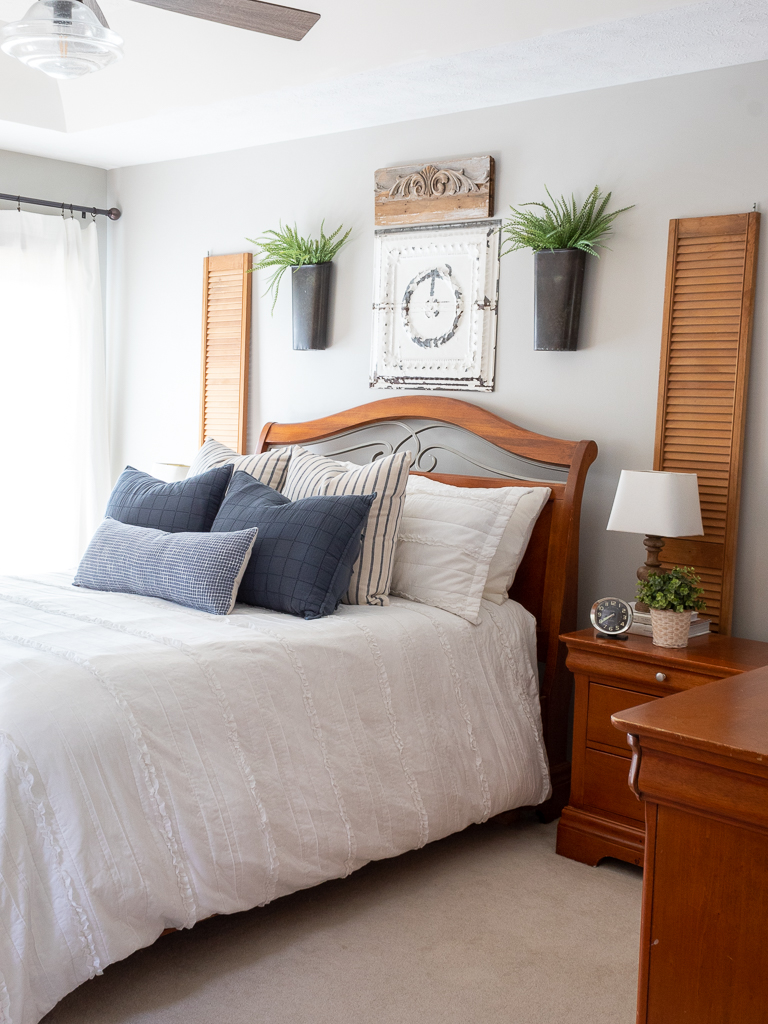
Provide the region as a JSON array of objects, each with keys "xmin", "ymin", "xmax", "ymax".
[
  {"xmin": 583, "ymin": 748, "xmax": 644, "ymax": 823},
  {"xmin": 588, "ymin": 682, "xmax": 655, "ymax": 752}
]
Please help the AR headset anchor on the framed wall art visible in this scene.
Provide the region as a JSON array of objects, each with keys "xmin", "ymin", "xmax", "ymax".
[{"xmin": 370, "ymin": 219, "xmax": 500, "ymax": 392}]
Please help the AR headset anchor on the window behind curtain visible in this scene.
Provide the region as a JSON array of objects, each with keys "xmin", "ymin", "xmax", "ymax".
[{"xmin": 0, "ymin": 211, "xmax": 110, "ymax": 574}]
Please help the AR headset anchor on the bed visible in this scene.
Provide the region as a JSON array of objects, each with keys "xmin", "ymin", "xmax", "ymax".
[{"xmin": 0, "ymin": 396, "xmax": 596, "ymax": 1024}]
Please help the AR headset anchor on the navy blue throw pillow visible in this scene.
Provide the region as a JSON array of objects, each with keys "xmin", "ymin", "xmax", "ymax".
[
  {"xmin": 211, "ymin": 473, "xmax": 375, "ymax": 619},
  {"xmin": 105, "ymin": 464, "xmax": 233, "ymax": 533}
]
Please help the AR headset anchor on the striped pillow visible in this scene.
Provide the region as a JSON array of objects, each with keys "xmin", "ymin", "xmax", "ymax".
[
  {"xmin": 282, "ymin": 446, "xmax": 412, "ymax": 606},
  {"xmin": 189, "ymin": 438, "xmax": 291, "ymax": 492}
]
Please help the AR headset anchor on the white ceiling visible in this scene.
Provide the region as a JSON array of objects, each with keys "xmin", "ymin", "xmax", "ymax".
[{"xmin": 0, "ymin": 0, "xmax": 766, "ymax": 168}]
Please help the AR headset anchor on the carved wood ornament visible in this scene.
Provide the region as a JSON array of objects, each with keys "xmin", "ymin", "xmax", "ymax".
[{"xmin": 374, "ymin": 156, "xmax": 494, "ymax": 226}]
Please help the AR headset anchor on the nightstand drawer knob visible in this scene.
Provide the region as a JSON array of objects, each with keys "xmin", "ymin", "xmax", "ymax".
[{"xmin": 655, "ymin": 672, "xmax": 667, "ymax": 683}]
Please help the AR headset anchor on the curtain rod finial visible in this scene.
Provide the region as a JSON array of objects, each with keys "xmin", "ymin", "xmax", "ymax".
[{"xmin": 108, "ymin": 207, "xmax": 121, "ymax": 220}]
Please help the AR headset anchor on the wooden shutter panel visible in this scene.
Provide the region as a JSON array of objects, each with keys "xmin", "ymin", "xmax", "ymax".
[
  {"xmin": 200, "ymin": 253, "xmax": 252, "ymax": 453},
  {"xmin": 653, "ymin": 213, "xmax": 760, "ymax": 634}
]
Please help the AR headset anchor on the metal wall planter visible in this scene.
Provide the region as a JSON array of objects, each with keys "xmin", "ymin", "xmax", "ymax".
[
  {"xmin": 292, "ymin": 262, "xmax": 332, "ymax": 350},
  {"xmin": 534, "ymin": 248, "xmax": 586, "ymax": 351}
]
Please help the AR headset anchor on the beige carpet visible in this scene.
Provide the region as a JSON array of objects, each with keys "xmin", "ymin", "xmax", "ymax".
[{"xmin": 43, "ymin": 816, "xmax": 642, "ymax": 1024}]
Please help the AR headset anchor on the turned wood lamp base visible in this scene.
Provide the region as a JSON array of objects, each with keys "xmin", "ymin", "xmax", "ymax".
[{"xmin": 635, "ymin": 534, "xmax": 665, "ymax": 613}]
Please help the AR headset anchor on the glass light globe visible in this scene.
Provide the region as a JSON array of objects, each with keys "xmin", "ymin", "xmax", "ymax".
[{"xmin": 0, "ymin": 0, "xmax": 123, "ymax": 79}]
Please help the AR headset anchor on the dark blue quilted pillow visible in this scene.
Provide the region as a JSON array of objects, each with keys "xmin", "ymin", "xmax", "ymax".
[
  {"xmin": 211, "ymin": 473, "xmax": 375, "ymax": 619},
  {"xmin": 105, "ymin": 464, "xmax": 233, "ymax": 533}
]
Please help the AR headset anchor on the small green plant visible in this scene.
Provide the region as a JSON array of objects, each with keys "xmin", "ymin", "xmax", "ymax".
[
  {"xmin": 247, "ymin": 221, "xmax": 351, "ymax": 314},
  {"xmin": 499, "ymin": 186, "xmax": 633, "ymax": 257},
  {"xmin": 636, "ymin": 566, "xmax": 706, "ymax": 613}
]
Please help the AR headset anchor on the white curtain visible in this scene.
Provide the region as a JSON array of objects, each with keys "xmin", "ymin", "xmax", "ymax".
[{"xmin": 0, "ymin": 211, "xmax": 110, "ymax": 574}]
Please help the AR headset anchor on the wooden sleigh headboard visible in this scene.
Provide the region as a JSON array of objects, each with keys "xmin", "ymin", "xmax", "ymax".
[{"xmin": 258, "ymin": 395, "xmax": 598, "ymax": 819}]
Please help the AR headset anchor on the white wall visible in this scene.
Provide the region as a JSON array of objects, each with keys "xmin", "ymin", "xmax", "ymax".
[{"xmin": 106, "ymin": 60, "xmax": 768, "ymax": 640}]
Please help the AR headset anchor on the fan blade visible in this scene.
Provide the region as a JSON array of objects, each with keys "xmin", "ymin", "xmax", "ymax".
[
  {"xmin": 129, "ymin": 0, "xmax": 319, "ymax": 39},
  {"xmin": 80, "ymin": 0, "xmax": 110, "ymax": 27}
]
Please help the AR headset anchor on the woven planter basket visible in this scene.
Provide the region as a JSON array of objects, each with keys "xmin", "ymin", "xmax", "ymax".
[{"xmin": 650, "ymin": 608, "xmax": 690, "ymax": 648}]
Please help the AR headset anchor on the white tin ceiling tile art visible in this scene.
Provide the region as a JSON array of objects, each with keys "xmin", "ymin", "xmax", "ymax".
[{"xmin": 370, "ymin": 219, "xmax": 501, "ymax": 392}]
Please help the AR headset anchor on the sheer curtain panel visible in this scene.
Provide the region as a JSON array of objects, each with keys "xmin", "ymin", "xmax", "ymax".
[{"xmin": 0, "ymin": 211, "xmax": 110, "ymax": 573}]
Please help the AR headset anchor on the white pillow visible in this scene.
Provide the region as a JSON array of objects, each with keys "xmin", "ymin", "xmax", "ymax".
[
  {"xmin": 188, "ymin": 438, "xmax": 292, "ymax": 492},
  {"xmin": 391, "ymin": 475, "xmax": 544, "ymax": 624},
  {"xmin": 484, "ymin": 486, "xmax": 551, "ymax": 602},
  {"xmin": 401, "ymin": 475, "xmax": 551, "ymax": 605}
]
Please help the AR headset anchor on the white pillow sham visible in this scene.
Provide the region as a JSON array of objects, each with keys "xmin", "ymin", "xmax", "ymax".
[
  {"xmin": 483, "ymin": 485, "xmax": 551, "ymax": 602},
  {"xmin": 391, "ymin": 475, "xmax": 551, "ymax": 623}
]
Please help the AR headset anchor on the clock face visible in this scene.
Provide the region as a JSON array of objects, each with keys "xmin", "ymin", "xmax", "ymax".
[{"xmin": 590, "ymin": 598, "xmax": 633, "ymax": 635}]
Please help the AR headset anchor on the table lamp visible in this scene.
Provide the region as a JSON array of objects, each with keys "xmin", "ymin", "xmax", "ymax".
[
  {"xmin": 606, "ymin": 470, "xmax": 703, "ymax": 611},
  {"xmin": 152, "ymin": 462, "xmax": 190, "ymax": 483}
]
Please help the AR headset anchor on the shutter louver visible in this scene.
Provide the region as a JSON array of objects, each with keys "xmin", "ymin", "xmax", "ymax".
[
  {"xmin": 200, "ymin": 253, "xmax": 252, "ymax": 454},
  {"xmin": 653, "ymin": 213, "xmax": 760, "ymax": 634}
]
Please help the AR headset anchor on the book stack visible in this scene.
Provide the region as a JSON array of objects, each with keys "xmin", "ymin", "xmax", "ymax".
[{"xmin": 628, "ymin": 601, "xmax": 711, "ymax": 638}]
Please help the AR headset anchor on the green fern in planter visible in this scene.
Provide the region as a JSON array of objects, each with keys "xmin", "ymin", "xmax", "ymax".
[
  {"xmin": 636, "ymin": 566, "xmax": 706, "ymax": 613},
  {"xmin": 247, "ymin": 221, "xmax": 351, "ymax": 314},
  {"xmin": 500, "ymin": 186, "xmax": 633, "ymax": 257}
]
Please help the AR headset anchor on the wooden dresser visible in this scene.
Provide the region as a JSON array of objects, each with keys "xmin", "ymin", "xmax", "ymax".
[
  {"xmin": 613, "ymin": 666, "xmax": 768, "ymax": 1024},
  {"xmin": 556, "ymin": 629, "xmax": 768, "ymax": 867}
]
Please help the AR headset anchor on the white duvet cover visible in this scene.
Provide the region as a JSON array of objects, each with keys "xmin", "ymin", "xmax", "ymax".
[{"xmin": 0, "ymin": 573, "xmax": 550, "ymax": 1024}]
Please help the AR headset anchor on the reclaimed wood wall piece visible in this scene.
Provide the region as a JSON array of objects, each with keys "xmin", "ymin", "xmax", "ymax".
[
  {"xmin": 199, "ymin": 252, "xmax": 251, "ymax": 454},
  {"xmin": 374, "ymin": 156, "xmax": 494, "ymax": 226},
  {"xmin": 653, "ymin": 212, "xmax": 760, "ymax": 634}
]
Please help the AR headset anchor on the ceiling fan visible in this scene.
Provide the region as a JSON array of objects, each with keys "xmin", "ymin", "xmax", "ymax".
[{"xmin": 0, "ymin": 0, "xmax": 320, "ymax": 78}]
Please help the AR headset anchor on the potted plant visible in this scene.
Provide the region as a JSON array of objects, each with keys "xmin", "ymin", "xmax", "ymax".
[
  {"xmin": 636, "ymin": 566, "xmax": 706, "ymax": 649},
  {"xmin": 500, "ymin": 186, "xmax": 633, "ymax": 351},
  {"xmin": 247, "ymin": 221, "xmax": 351, "ymax": 350}
]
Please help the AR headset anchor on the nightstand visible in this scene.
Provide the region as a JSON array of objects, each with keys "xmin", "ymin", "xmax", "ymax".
[{"xmin": 555, "ymin": 628, "xmax": 768, "ymax": 867}]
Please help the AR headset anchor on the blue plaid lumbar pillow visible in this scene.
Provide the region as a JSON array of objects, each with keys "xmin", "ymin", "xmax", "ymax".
[
  {"xmin": 74, "ymin": 517, "xmax": 258, "ymax": 614},
  {"xmin": 211, "ymin": 472, "xmax": 375, "ymax": 619},
  {"xmin": 105, "ymin": 464, "xmax": 233, "ymax": 533}
]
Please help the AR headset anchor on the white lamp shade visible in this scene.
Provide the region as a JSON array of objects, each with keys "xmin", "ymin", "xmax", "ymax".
[
  {"xmin": 152, "ymin": 463, "xmax": 190, "ymax": 483},
  {"xmin": 606, "ymin": 470, "xmax": 703, "ymax": 537}
]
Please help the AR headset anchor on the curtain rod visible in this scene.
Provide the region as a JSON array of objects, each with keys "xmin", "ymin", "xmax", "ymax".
[{"xmin": 0, "ymin": 192, "xmax": 121, "ymax": 220}]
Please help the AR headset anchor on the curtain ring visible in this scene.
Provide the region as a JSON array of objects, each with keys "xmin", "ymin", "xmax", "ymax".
[
  {"xmin": 16, "ymin": 196, "xmax": 21, "ymax": 213},
  {"xmin": 61, "ymin": 203, "xmax": 65, "ymax": 218},
  {"xmin": 91, "ymin": 208, "xmax": 97, "ymax": 221}
]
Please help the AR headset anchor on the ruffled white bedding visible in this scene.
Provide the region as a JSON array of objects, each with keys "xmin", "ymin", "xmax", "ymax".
[{"xmin": 0, "ymin": 573, "xmax": 550, "ymax": 1024}]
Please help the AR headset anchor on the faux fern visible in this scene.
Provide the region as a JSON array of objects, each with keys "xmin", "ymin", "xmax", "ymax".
[
  {"xmin": 247, "ymin": 221, "xmax": 352, "ymax": 314},
  {"xmin": 500, "ymin": 186, "xmax": 633, "ymax": 257}
]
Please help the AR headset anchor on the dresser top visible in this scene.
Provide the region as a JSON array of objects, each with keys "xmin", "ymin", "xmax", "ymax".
[
  {"xmin": 612, "ymin": 665, "xmax": 768, "ymax": 766},
  {"xmin": 561, "ymin": 628, "xmax": 768, "ymax": 676}
]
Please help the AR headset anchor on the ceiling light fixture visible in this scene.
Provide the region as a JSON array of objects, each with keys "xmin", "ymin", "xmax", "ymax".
[
  {"xmin": 1, "ymin": 0, "xmax": 318, "ymax": 81},
  {"xmin": 0, "ymin": 0, "xmax": 123, "ymax": 79}
]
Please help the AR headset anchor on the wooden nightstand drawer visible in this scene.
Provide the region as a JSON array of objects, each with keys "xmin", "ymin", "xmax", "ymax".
[
  {"xmin": 583, "ymin": 748, "xmax": 644, "ymax": 823},
  {"xmin": 580, "ymin": 651, "xmax": 716, "ymax": 694},
  {"xmin": 587, "ymin": 682, "xmax": 655, "ymax": 752}
]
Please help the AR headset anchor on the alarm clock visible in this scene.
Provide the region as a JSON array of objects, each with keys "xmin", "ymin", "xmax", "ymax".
[{"xmin": 590, "ymin": 597, "xmax": 634, "ymax": 639}]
